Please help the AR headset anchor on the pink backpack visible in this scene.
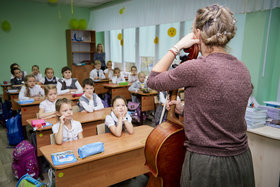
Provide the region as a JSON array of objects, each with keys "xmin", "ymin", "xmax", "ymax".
[{"xmin": 12, "ymin": 140, "xmax": 39, "ymax": 179}]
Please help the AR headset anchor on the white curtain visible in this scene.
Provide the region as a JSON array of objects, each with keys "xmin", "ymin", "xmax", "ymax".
[{"xmin": 89, "ymin": 0, "xmax": 280, "ymax": 32}]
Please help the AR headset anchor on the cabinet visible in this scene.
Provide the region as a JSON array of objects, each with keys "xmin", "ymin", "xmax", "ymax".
[{"xmin": 66, "ymin": 29, "xmax": 96, "ymax": 84}]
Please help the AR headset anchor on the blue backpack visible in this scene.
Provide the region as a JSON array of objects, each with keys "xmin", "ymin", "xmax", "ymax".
[{"xmin": 6, "ymin": 113, "xmax": 24, "ymax": 146}]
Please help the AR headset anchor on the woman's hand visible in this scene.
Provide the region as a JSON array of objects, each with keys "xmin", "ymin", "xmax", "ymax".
[
  {"xmin": 175, "ymin": 32, "xmax": 199, "ymax": 50},
  {"xmin": 166, "ymin": 99, "xmax": 184, "ymax": 115}
]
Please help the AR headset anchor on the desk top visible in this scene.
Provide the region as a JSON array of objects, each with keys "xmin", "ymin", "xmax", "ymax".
[
  {"xmin": 93, "ymin": 79, "xmax": 109, "ymax": 83},
  {"xmin": 26, "ymin": 107, "xmax": 112, "ymax": 130},
  {"xmin": 15, "ymin": 94, "xmax": 80, "ymax": 106},
  {"xmin": 129, "ymin": 90, "xmax": 158, "ymax": 96},
  {"xmin": 1, "ymin": 83, "xmax": 11, "ymax": 87},
  {"xmin": 103, "ymin": 83, "xmax": 132, "ymax": 88},
  {"xmin": 40, "ymin": 125, "xmax": 153, "ymax": 169},
  {"xmin": 247, "ymin": 126, "xmax": 280, "ymax": 140}
]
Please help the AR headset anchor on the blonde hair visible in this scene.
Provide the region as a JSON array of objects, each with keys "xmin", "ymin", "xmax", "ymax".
[
  {"xmin": 44, "ymin": 84, "xmax": 57, "ymax": 95},
  {"xmin": 106, "ymin": 60, "xmax": 112, "ymax": 65},
  {"xmin": 194, "ymin": 4, "xmax": 236, "ymax": 47},
  {"xmin": 24, "ymin": 74, "xmax": 35, "ymax": 97},
  {"xmin": 45, "ymin": 67, "xmax": 54, "ymax": 74},
  {"xmin": 55, "ymin": 98, "xmax": 72, "ymax": 112},
  {"xmin": 94, "ymin": 60, "xmax": 102, "ymax": 66},
  {"xmin": 138, "ymin": 72, "xmax": 146, "ymax": 78}
]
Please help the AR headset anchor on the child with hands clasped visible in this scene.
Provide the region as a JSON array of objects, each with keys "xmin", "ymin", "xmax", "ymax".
[
  {"xmin": 19, "ymin": 75, "xmax": 44, "ymax": 100},
  {"xmin": 104, "ymin": 61, "xmax": 113, "ymax": 80},
  {"xmin": 57, "ymin": 66, "xmax": 83, "ymax": 95},
  {"xmin": 111, "ymin": 67, "xmax": 125, "ymax": 84},
  {"xmin": 105, "ymin": 96, "xmax": 133, "ymax": 137},
  {"xmin": 52, "ymin": 98, "xmax": 83, "ymax": 145},
  {"xmin": 38, "ymin": 85, "xmax": 57, "ymax": 119},
  {"xmin": 78, "ymin": 78, "xmax": 104, "ymax": 112}
]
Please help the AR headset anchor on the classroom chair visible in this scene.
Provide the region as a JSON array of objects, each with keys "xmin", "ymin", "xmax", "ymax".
[
  {"xmin": 50, "ymin": 134, "xmax": 56, "ymax": 145},
  {"xmin": 97, "ymin": 123, "xmax": 105, "ymax": 135}
]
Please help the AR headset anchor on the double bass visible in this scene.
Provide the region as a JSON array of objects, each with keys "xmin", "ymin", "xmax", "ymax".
[{"xmin": 144, "ymin": 44, "xmax": 199, "ymax": 187}]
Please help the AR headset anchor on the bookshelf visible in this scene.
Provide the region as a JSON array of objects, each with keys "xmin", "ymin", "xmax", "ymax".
[{"xmin": 66, "ymin": 29, "xmax": 96, "ymax": 83}]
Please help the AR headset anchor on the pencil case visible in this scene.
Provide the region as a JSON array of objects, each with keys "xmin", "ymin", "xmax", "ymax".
[
  {"xmin": 78, "ymin": 142, "xmax": 104, "ymax": 159},
  {"xmin": 119, "ymin": 82, "xmax": 128, "ymax": 85},
  {"xmin": 31, "ymin": 119, "xmax": 46, "ymax": 129},
  {"xmin": 17, "ymin": 99, "xmax": 35, "ymax": 104}
]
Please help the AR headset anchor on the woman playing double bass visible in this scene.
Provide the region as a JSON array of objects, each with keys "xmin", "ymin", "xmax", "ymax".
[{"xmin": 147, "ymin": 4, "xmax": 255, "ymax": 187}]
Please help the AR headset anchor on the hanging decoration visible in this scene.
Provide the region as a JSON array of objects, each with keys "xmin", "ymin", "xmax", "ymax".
[
  {"xmin": 2, "ymin": 20, "xmax": 11, "ymax": 32},
  {"xmin": 71, "ymin": 0, "xmax": 74, "ymax": 15},
  {"xmin": 119, "ymin": 7, "xmax": 125, "ymax": 15},
  {"xmin": 167, "ymin": 27, "xmax": 176, "ymax": 37},
  {"xmin": 79, "ymin": 19, "xmax": 87, "ymax": 30},
  {"xmin": 69, "ymin": 18, "xmax": 79, "ymax": 29},
  {"xmin": 154, "ymin": 36, "xmax": 159, "ymax": 44},
  {"xmin": 120, "ymin": 39, "xmax": 123, "ymax": 46},
  {"xmin": 117, "ymin": 33, "xmax": 122, "ymax": 40}
]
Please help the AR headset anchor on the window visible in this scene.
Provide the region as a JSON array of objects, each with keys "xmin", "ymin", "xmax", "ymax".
[
  {"xmin": 110, "ymin": 29, "xmax": 122, "ymax": 68},
  {"xmin": 124, "ymin": 28, "xmax": 136, "ymax": 72}
]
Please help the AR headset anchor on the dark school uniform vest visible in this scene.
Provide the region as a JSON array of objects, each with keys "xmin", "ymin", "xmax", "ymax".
[
  {"xmin": 58, "ymin": 78, "xmax": 78, "ymax": 90},
  {"xmin": 78, "ymin": 93, "xmax": 98, "ymax": 112},
  {"xmin": 10, "ymin": 73, "xmax": 25, "ymax": 86},
  {"xmin": 44, "ymin": 77, "xmax": 58, "ymax": 85}
]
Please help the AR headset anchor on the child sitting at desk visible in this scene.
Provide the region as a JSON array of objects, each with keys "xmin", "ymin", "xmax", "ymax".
[
  {"xmin": 128, "ymin": 72, "xmax": 149, "ymax": 102},
  {"xmin": 56, "ymin": 66, "xmax": 83, "ymax": 95},
  {"xmin": 10, "ymin": 67, "xmax": 24, "ymax": 86},
  {"xmin": 52, "ymin": 98, "xmax": 83, "ymax": 145},
  {"xmin": 128, "ymin": 66, "xmax": 138, "ymax": 83},
  {"xmin": 105, "ymin": 96, "xmax": 133, "ymax": 137},
  {"xmin": 78, "ymin": 78, "xmax": 104, "ymax": 112},
  {"xmin": 104, "ymin": 60, "xmax": 113, "ymax": 80},
  {"xmin": 19, "ymin": 75, "xmax": 44, "ymax": 100},
  {"xmin": 90, "ymin": 60, "xmax": 106, "ymax": 80},
  {"xmin": 38, "ymin": 85, "xmax": 57, "ymax": 118},
  {"xmin": 10, "ymin": 63, "xmax": 27, "ymax": 79},
  {"xmin": 31, "ymin": 65, "xmax": 43, "ymax": 83},
  {"xmin": 41, "ymin": 67, "xmax": 59, "ymax": 85},
  {"xmin": 112, "ymin": 67, "xmax": 126, "ymax": 84}
]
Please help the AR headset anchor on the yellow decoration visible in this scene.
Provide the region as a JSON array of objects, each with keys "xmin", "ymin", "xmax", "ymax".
[
  {"xmin": 120, "ymin": 39, "xmax": 123, "ymax": 46},
  {"xmin": 2, "ymin": 20, "xmax": 11, "ymax": 32},
  {"xmin": 117, "ymin": 33, "xmax": 122, "ymax": 40},
  {"xmin": 58, "ymin": 172, "xmax": 64, "ymax": 178},
  {"xmin": 167, "ymin": 27, "xmax": 176, "ymax": 37},
  {"xmin": 119, "ymin": 7, "xmax": 125, "ymax": 14},
  {"xmin": 39, "ymin": 133, "xmax": 43, "ymax": 137},
  {"xmin": 154, "ymin": 36, "xmax": 159, "ymax": 44},
  {"xmin": 79, "ymin": 19, "xmax": 87, "ymax": 30},
  {"xmin": 70, "ymin": 18, "xmax": 79, "ymax": 29},
  {"xmin": 71, "ymin": 0, "xmax": 74, "ymax": 15},
  {"xmin": 48, "ymin": 0, "xmax": 57, "ymax": 3}
]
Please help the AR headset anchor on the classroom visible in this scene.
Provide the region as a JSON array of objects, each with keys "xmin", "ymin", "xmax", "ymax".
[{"xmin": 0, "ymin": 0, "xmax": 280, "ymax": 186}]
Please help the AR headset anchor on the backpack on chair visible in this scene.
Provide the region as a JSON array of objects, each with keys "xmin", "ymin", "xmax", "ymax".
[{"xmin": 12, "ymin": 140, "xmax": 39, "ymax": 179}]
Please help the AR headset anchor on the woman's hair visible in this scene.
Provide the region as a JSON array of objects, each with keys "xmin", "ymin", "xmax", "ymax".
[
  {"xmin": 55, "ymin": 98, "xmax": 72, "ymax": 112},
  {"xmin": 10, "ymin": 63, "xmax": 19, "ymax": 70},
  {"xmin": 94, "ymin": 60, "xmax": 102, "ymax": 66},
  {"xmin": 131, "ymin": 65, "xmax": 137, "ymax": 71},
  {"xmin": 113, "ymin": 67, "xmax": 120, "ymax": 74},
  {"xmin": 44, "ymin": 84, "xmax": 57, "ymax": 95},
  {"xmin": 96, "ymin": 43, "xmax": 104, "ymax": 53},
  {"xmin": 24, "ymin": 74, "xmax": 35, "ymax": 97},
  {"xmin": 61, "ymin": 66, "xmax": 71, "ymax": 74},
  {"xmin": 112, "ymin": 95, "xmax": 127, "ymax": 106},
  {"xmin": 194, "ymin": 4, "xmax": 236, "ymax": 47},
  {"xmin": 45, "ymin": 67, "xmax": 54, "ymax": 74},
  {"xmin": 32, "ymin": 65, "xmax": 39, "ymax": 70}
]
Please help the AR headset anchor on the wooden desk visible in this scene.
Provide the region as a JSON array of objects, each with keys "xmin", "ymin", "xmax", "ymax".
[
  {"xmin": 1, "ymin": 83, "xmax": 11, "ymax": 101},
  {"xmin": 247, "ymin": 126, "xmax": 280, "ymax": 187},
  {"xmin": 27, "ymin": 107, "xmax": 112, "ymax": 156},
  {"xmin": 103, "ymin": 83, "xmax": 132, "ymax": 101},
  {"xmin": 16, "ymin": 94, "xmax": 80, "ymax": 126},
  {"xmin": 40, "ymin": 125, "xmax": 153, "ymax": 187},
  {"xmin": 94, "ymin": 79, "xmax": 109, "ymax": 94}
]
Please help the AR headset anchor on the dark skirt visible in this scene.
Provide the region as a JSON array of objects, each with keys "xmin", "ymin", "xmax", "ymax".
[{"xmin": 180, "ymin": 149, "xmax": 255, "ymax": 187}]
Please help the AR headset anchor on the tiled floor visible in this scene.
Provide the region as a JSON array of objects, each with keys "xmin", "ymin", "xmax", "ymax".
[{"xmin": 0, "ymin": 117, "xmax": 155, "ymax": 187}]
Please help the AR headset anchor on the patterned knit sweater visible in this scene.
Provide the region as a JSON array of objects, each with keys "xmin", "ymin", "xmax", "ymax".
[{"xmin": 147, "ymin": 53, "xmax": 252, "ymax": 156}]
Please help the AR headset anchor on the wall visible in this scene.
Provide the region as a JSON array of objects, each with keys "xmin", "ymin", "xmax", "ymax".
[
  {"xmin": 242, "ymin": 8, "xmax": 280, "ymax": 104},
  {"xmin": 0, "ymin": 0, "xmax": 91, "ymax": 93}
]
